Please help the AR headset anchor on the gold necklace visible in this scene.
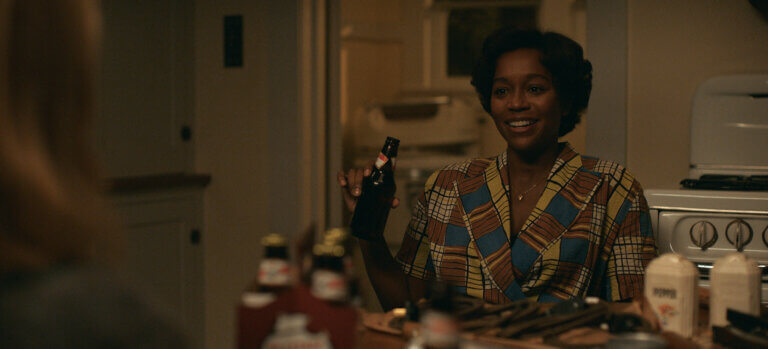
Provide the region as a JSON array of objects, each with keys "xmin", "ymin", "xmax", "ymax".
[
  {"xmin": 511, "ymin": 180, "xmax": 544, "ymax": 201},
  {"xmin": 508, "ymin": 165, "xmax": 548, "ymax": 201},
  {"xmin": 506, "ymin": 150, "xmax": 552, "ymax": 202}
]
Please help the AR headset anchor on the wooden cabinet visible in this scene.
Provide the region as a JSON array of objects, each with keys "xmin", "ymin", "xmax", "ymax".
[
  {"xmin": 96, "ymin": 1, "xmax": 204, "ymax": 346},
  {"xmin": 95, "ymin": 0, "xmax": 195, "ymax": 178},
  {"xmin": 110, "ymin": 185, "xmax": 206, "ymax": 348}
]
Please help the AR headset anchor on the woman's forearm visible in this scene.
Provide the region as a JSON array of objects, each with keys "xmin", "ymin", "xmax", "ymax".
[{"xmin": 358, "ymin": 238, "xmax": 418, "ymax": 311}]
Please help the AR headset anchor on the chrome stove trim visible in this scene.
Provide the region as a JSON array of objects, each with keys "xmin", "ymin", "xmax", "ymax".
[
  {"xmin": 691, "ymin": 164, "xmax": 768, "ymax": 170},
  {"xmin": 647, "ymin": 206, "xmax": 768, "ymax": 216}
]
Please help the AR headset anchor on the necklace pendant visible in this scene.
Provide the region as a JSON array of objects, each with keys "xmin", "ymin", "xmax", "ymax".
[{"xmin": 517, "ymin": 194, "xmax": 524, "ymax": 201}]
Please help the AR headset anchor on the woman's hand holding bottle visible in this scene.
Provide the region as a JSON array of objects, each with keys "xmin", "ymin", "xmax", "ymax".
[
  {"xmin": 339, "ymin": 137, "xmax": 401, "ymax": 241},
  {"xmin": 336, "ymin": 164, "xmax": 400, "ymax": 213}
]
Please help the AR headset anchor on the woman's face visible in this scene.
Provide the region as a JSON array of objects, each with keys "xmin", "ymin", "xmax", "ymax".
[{"xmin": 490, "ymin": 48, "xmax": 563, "ymax": 154}]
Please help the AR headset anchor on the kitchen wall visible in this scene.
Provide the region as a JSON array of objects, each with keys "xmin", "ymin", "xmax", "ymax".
[
  {"xmin": 626, "ymin": 0, "xmax": 768, "ymax": 189},
  {"xmin": 196, "ymin": 1, "xmax": 310, "ymax": 348},
  {"xmin": 195, "ymin": 1, "xmax": 269, "ymax": 348}
]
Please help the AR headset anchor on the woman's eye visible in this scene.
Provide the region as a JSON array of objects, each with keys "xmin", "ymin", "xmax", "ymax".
[
  {"xmin": 493, "ymin": 88, "xmax": 508, "ymax": 97},
  {"xmin": 529, "ymin": 86, "xmax": 544, "ymax": 94}
]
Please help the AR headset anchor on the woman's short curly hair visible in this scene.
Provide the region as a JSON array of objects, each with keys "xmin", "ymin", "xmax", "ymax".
[{"xmin": 470, "ymin": 27, "xmax": 593, "ymax": 137}]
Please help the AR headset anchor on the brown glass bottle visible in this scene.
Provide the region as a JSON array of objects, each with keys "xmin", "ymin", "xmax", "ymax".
[
  {"xmin": 323, "ymin": 227, "xmax": 364, "ymax": 306},
  {"xmin": 310, "ymin": 242, "xmax": 348, "ymax": 304},
  {"xmin": 421, "ymin": 283, "xmax": 459, "ymax": 349},
  {"xmin": 350, "ymin": 136, "xmax": 400, "ymax": 241},
  {"xmin": 243, "ymin": 234, "xmax": 293, "ymax": 306}
]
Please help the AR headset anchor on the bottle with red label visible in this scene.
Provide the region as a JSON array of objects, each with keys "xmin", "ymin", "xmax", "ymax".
[
  {"xmin": 322, "ymin": 227, "xmax": 363, "ymax": 306},
  {"xmin": 241, "ymin": 233, "xmax": 293, "ymax": 308},
  {"xmin": 350, "ymin": 136, "xmax": 399, "ymax": 241},
  {"xmin": 419, "ymin": 282, "xmax": 460, "ymax": 349},
  {"xmin": 310, "ymin": 241, "xmax": 348, "ymax": 304},
  {"xmin": 261, "ymin": 313, "xmax": 332, "ymax": 349}
]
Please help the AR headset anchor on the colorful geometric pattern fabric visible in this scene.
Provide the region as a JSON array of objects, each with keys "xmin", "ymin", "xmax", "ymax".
[{"xmin": 395, "ymin": 143, "xmax": 658, "ymax": 303}]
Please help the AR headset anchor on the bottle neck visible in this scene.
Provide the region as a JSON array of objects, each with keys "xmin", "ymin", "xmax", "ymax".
[
  {"xmin": 380, "ymin": 138, "xmax": 399, "ymax": 160},
  {"xmin": 313, "ymin": 254, "xmax": 344, "ymax": 272},
  {"xmin": 264, "ymin": 245, "xmax": 288, "ymax": 259}
]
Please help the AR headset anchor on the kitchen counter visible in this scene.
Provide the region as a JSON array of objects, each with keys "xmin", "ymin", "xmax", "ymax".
[{"xmin": 239, "ymin": 285, "xmax": 768, "ymax": 348}]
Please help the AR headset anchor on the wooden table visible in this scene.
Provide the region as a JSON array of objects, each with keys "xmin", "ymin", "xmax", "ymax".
[{"xmin": 356, "ymin": 304, "xmax": 712, "ymax": 348}]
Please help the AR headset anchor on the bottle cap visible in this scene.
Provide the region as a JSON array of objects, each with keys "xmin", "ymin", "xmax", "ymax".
[
  {"xmin": 262, "ymin": 233, "xmax": 287, "ymax": 247},
  {"xmin": 323, "ymin": 227, "xmax": 349, "ymax": 245},
  {"xmin": 384, "ymin": 137, "xmax": 400, "ymax": 156},
  {"xmin": 313, "ymin": 242, "xmax": 345, "ymax": 257}
]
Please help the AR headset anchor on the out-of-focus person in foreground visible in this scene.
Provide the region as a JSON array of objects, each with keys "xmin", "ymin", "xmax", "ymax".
[{"xmin": 0, "ymin": 1, "xmax": 185, "ymax": 347}]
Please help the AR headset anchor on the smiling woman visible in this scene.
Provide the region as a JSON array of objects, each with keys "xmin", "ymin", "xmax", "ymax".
[{"xmin": 339, "ymin": 26, "xmax": 657, "ymax": 310}]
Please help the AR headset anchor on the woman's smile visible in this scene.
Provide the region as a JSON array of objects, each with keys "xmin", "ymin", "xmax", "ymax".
[{"xmin": 503, "ymin": 118, "xmax": 539, "ymax": 133}]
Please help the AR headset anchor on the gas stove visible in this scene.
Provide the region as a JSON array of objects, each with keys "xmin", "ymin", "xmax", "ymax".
[
  {"xmin": 645, "ymin": 188, "xmax": 768, "ymax": 301},
  {"xmin": 645, "ymin": 74, "xmax": 768, "ymax": 302}
]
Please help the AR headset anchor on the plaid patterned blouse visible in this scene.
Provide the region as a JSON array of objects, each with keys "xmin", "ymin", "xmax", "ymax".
[{"xmin": 395, "ymin": 143, "xmax": 658, "ymax": 303}]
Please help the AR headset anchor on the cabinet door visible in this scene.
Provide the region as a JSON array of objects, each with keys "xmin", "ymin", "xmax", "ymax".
[
  {"xmin": 113, "ymin": 191, "xmax": 203, "ymax": 347},
  {"xmin": 96, "ymin": 0, "xmax": 194, "ymax": 177}
]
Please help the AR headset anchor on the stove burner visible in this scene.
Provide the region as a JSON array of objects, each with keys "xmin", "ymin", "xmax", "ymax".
[{"xmin": 681, "ymin": 175, "xmax": 768, "ymax": 191}]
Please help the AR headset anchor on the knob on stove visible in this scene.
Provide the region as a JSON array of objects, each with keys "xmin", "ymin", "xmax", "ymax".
[
  {"xmin": 725, "ymin": 219, "xmax": 753, "ymax": 252},
  {"xmin": 762, "ymin": 226, "xmax": 768, "ymax": 249},
  {"xmin": 689, "ymin": 221, "xmax": 717, "ymax": 250}
]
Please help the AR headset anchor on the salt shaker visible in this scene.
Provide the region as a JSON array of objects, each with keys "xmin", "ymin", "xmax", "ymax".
[
  {"xmin": 710, "ymin": 252, "xmax": 761, "ymax": 327},
  {"xmin": 644, "ymin": 253, "xmax": 699, "ymax": 337}
]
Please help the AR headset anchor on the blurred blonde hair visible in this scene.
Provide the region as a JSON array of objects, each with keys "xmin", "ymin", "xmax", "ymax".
[{"xmin": 0, "ymin": 0, "xmax": 115, "ymax": 272}]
